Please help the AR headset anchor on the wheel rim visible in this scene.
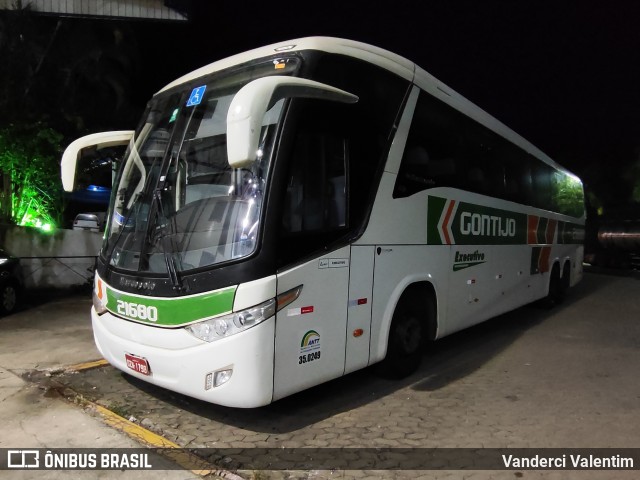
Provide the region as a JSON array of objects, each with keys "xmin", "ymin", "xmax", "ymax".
[
  {"xmin": 2, "ymin": 286, "xmax": 16, "ymax": 312},
  {"xmin": 396, "ymin": 316, "xmax": 422, "ymax": 354}
]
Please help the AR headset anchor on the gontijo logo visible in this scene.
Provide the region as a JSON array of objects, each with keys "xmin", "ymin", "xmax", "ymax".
[
  {"xmin": 460, "ymin": 212, "xmax": 516, "ymax": 237},
  {"xmin": 427, "ymin": 196, "xmax": 528, "ymax": 245}
]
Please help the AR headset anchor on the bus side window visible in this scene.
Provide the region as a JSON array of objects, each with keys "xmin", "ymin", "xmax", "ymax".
[
  {"xmin": 282, "ymin": 132, "xmax": 347, "ymax": 235},
  {"xmin": 518, "ymin": 159, "xmax": 535, "ymax": 206},
  {"xmin": 532, "ymin": 162, "xmax": 553, "ymax": 211},
  {"xmin": 393, "ymin": 88, "xmax": 580, "ymax": 215},
  {"xmin": 278, "ymin": 126, "xmax": 349, "ymax": 266},
  {"xmin": 395, "ymin": 146, "xmax": 433, "ymax": 196},
  {"xmin": 393, "ymin": 92, "xmax": 465, "ymax": 198}
]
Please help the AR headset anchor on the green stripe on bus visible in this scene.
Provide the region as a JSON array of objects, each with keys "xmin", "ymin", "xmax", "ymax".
[
  {"xmin": 427, "ymin": 195, "xmax": 584, "ymax": 245},
  {"xmin": 427, "ymin": 196, "xmax": 447, "ymax": 245},
  {"xmin": 105, "ymin": 285, "xmax": 236, "ymax": 327}
]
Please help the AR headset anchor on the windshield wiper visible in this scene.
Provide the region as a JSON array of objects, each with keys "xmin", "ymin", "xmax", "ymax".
[
  {"xmin": 150, "ymin": 187, "xmax": 184, "ymax": 292},
  {"xmin": 105, "ymin": 187, "xmax": 145, "ymax": 262}
]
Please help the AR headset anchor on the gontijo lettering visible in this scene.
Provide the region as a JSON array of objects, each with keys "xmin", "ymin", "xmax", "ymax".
[
  {"xmin": 460, "ymin": 212, "xmax": 516, "ymax": 237},
  {"xmin": 427, "ymin": 196, "xmax": 529, "ymax": 245}
]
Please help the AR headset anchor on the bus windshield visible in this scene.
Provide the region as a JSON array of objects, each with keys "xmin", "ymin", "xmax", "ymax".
[{"xmin": 103, "ymin": 59, "xmax": 296, "ymax": 275}]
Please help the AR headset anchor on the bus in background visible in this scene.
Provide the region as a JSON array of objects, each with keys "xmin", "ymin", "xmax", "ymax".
[{"xmin": 60, "ymin": 37, "xmax": 585, "ymax": 408}]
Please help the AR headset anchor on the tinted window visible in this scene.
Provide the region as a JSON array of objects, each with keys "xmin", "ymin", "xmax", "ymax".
[
  {"xmin": 394, "ymin": 90, "xmax": 584, "ymax": 217},
  {"xmin": 276, "ymin": 54, "xmax": 409, "ymax": 266},
  {"xmin": 282, "ymin": 129, "xmax": 348, "ymax": 235}
]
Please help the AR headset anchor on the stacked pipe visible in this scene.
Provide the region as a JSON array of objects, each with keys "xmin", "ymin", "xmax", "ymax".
[{"xmin": 598, "ymin": 223, "xmax": 640, "ymax": 251}]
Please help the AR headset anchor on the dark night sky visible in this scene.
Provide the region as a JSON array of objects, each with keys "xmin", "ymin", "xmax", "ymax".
[{"xmin": 131, "ymin": 1, "xmax": 640, "ymax": 203}]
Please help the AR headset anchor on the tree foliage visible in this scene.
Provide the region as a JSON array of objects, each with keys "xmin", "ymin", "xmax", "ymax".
[{"xmin": 0, "ymin": 123, "xmax": 63, "ymax": 226}]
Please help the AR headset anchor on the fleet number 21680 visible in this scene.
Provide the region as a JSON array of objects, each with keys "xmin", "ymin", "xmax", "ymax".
[{"xmin": 116, "ymin": 300, "xmax": 158, "ymax": 322}]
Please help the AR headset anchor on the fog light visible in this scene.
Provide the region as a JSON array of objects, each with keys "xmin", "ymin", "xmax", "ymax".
[
  {"xmin": 205, "ymin": 368, "xmax": 233, "ymax": 390},
  {"xmin": 215, "ymin": 369, "xmax": 233, "ymax": 387}
]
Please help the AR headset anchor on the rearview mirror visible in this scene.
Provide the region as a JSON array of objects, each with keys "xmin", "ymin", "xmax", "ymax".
[
  {"xmin": 61, "ymin": 131, "xmax": 134, "ymax": 192},
  {"xmin": 226, "ymin": 76, "xmax": 358, "ymax": 168}
]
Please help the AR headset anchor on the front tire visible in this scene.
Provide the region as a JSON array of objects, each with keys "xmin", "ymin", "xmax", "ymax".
[{"xmin": 378, "ymin": 296, "xmax": 428, "ymax": 379}]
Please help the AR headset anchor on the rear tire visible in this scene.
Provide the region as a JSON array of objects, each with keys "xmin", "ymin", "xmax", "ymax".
[
  {"xmin": 560, "ymin": 262, "xmax": 571, "ymax": 298},
  {"xmin": 542, "ymin": 263, "xmax": 564, "ymax": 308}
]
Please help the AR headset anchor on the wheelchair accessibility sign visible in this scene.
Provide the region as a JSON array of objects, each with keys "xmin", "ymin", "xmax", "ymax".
[{"xmin": 186, "ymin": 85, "xmax": 206, "ymax": 106}]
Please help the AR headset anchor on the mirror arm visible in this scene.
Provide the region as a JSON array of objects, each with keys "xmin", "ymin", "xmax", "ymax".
[{"xmin": 226, "ymin": 77, "xmax": 358, "ymax": 168}]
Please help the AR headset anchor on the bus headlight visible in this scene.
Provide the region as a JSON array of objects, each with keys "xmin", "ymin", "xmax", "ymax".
[{"xmin": 185, "ymin": 298, "xmax": 276, "ymax": 342}]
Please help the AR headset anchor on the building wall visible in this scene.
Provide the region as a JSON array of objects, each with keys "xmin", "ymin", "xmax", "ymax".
[
  {"xmin": 0, "ymin": 225, "xmax": 101, "ymax": 288},
  {"xmin": 0, "ymin": 0, "xmax": 187, "ymax": 21}
]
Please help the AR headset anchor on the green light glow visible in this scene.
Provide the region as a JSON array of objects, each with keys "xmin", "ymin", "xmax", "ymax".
[
  {"xmin": 0, "ymin": 123, "xmax": 63, "ymax": 231},
  {"xmin": 17, "ymin": 194, "xmax": 56, "ymax": 232}
]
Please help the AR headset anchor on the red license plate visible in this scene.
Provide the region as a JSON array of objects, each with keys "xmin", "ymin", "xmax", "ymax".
[{"xmin": 125, "ymin": 353, "xmax": 151, "ymax": 376}]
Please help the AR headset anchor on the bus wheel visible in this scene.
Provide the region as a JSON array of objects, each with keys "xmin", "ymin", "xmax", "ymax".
[
  {"xmin": 542, "ymin": 263, "xmax": 563, "ymax": 308},
  {"xmin": 378, "ymin": 296, "xmax": 426, "ymax": 379},
  {"xmin": 560, "ymin": 262, "xmax": 571, "ymax": 297}
]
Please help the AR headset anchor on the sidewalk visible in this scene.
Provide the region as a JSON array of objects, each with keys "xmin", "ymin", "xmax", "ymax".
[{"xmin": 0, "ymin": 292, "xmax": 200, "ymax": 479}]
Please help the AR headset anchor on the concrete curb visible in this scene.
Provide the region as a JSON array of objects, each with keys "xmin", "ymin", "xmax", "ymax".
[
  {"xmin": 27, "ymin": 361, "xmax": 245, "ymax": 480},
  {"xmin": 65, "ymin": 358, "xmax": 110, "ymax": 372}
]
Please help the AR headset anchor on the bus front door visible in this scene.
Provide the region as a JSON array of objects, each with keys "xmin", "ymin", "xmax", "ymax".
[{"xmin": 272, "ymin": 246, "xmax": 350, "ymax": 401}]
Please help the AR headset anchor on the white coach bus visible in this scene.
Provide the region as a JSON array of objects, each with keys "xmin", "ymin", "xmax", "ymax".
[{"xmin": 61, "ymin": 37, "xmax": 584, "ymax": 408}]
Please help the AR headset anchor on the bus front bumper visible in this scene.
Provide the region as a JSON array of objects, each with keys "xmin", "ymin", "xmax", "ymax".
[{"xmin": 91, "ymin": 307, "xmax": 275, "ymax": 408}]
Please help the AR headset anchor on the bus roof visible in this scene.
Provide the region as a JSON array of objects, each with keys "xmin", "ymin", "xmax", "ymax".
[
  {"xmin": 157, "ymin": 36, "xmax": 415, "ymax": 93},
  {"xmin": 157, "ymin": 36, "xmax": 575, "ymax": 178}
]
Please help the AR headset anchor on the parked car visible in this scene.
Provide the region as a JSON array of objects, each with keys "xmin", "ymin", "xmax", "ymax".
[
  {"xmin": 0, "ymin": 249, "xmax": 23, "ymax": 315},
  {"xmin": 73, "ymin": 212, "xmax": 104, "ymax": 232}
]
